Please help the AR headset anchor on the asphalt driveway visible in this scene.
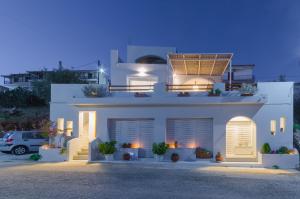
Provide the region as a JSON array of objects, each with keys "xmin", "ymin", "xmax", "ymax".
[{"xmin": 0, "ymin": 162, "xmax": 299, "ymax": 199}]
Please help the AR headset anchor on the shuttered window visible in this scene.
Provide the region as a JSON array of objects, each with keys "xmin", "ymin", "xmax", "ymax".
[
  {"xmin": 108, "ymin": 119, "xmax": 154, "ymax": 158},
  {"xmin": 166, "ymin": 119, "xmax": 213, "ymax": 150},
  {"xmin": 226, "ymin": 119, "xmax": 256, "ymax": 158}
]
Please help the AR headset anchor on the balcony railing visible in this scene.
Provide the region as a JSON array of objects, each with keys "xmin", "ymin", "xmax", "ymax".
[
  {"xmin": 225, "ymin": 83, "xmax": 257, "ymax": 91},
  {"xmin": 108, "ymin": 83, "xmax": 257, "ymax": 93},
  {"xmin": 109, "ymin": 85, "xmax": 154, "ymax": 92},
  {"xmin": 166, "ymin": 84, "xmax": 213, "ymax": 92}
]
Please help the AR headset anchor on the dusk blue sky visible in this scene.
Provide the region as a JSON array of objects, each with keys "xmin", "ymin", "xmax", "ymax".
[{"xmin": 0, "ymin": 0, "xmax": 300, "ymax": 81}]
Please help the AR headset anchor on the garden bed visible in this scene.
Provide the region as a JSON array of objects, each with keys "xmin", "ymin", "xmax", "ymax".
[{"xmin": 262, "ymin": 151, "xmax": 299, "ymax": 169}]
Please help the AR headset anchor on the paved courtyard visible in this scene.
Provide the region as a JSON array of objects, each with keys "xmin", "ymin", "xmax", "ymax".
[{"xmin": 0, "ymin": 161, "xmax": 299, "ymax": 199}]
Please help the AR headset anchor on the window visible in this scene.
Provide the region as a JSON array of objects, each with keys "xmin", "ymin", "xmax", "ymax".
[
  {"xmin": 127, "ymin": 76, "xmax": 158, "ymax": 92},
  {"xmin": 22, "ymin": 132, "xmax": 34, "ymax": 139},
  {"xmin": 34, "ymin": 132, "xmax": 47, "ymax": 139},
  {"xmin": 280, "ymin": 117, "xmax": 286, "ymax": 132}
]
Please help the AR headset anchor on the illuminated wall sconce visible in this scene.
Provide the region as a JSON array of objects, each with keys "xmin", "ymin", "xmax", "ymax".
[
  {"xmin": 270, "ymin": 120, "xmax": 276, "ymax": 135},
  {"xmin": 280, "ymin": 117, "xmax": 286, "ymax": 132},
  {"xmin": 57, "ymin": 118, "xmax": 64, "ymax": 134},
  {"xmin": 66, "ymin": 121, "xmax": 73, "ymax": 136},
  {"xmin": 137, "ymin": 67, "xmax": 147, "ymax": 76}
]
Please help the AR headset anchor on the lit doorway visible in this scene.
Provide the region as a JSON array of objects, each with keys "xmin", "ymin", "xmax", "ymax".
[
  {"xmin": 78, "ymin": 111, "xmax": 96, "ymax": 148},
  {"xmin": 226, "ymin": 116, "xmax": 257, "ymax": 161}
]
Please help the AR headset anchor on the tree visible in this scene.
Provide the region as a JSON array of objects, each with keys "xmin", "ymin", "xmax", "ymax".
[
  {"xmin": 0, "ymin": 87, "xmax": 45, "ymax": 108},
  {"xmin": 32, "ymin": 67, "xmax": 86, "ymax": 104},
  {"xmin": 278, "ymin": 74, "xmax": 286, "ymax": 82}
]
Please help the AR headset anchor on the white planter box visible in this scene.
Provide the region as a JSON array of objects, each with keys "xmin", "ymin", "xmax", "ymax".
[
  {"xmin": 39, "ymin": 147, "xmax": 67, "ymax": 162},
  {"xmin": 104, "ymin": 154, "xmax": 114, "ymax": 161},
  {"xmin": 262, "ymin": 152, "xmax": 299, "ymax": 169},
  {"xmin": 154, "ymin": 154, "xmax": 164, "ymax": 161},
  {"xmin": 115, "ymin": 148, "xmax": 139, "ymax": 160}
]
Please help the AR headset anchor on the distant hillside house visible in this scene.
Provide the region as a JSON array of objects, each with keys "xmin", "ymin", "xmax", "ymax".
[{"xmin": 2, "ymin": 68, "xmax": 107, "ymax": 90}]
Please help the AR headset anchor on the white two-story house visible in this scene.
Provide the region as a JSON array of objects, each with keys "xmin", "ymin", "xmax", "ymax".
[{"xmin": 50, "ymin": 45, "xmax": 298, "ymax": 168}]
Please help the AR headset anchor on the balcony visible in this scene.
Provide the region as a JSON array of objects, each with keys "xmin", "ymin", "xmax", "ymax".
[{"xmin": 108, "ymin": 83, "xmax": 257, "ymax": 93}]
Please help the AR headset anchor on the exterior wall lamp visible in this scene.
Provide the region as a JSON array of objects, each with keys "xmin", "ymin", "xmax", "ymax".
[{"xmin": 270, "ymin": 120, "xmax": 276, "ymax": 136}]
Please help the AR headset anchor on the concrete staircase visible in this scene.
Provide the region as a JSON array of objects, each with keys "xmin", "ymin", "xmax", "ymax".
[{"xmin": 73, "ymin": 148, "xmax": 88, "ymax": 160}]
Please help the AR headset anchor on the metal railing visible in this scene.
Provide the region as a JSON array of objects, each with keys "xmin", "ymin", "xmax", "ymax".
[
  {"xmin": 108, "ymin": 83, "xmax": 257, "ymax": 93},
  {"xmin": 166, "ymin": 84, "xmax": 213, "ymax": 92},
  {"xmin": 109, "ymin": 85, "xmax": 154, "ymax": 92},
  {"xmin": 225, "ymin": 83, "xmax": 257, "ymax": 91}
]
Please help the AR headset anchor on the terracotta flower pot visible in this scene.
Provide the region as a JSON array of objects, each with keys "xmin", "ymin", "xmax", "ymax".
[
  {"xmin": 123, "ymin": 153, "xmax": 131, "ymax": 161},
  {"xmin": 215, "ymin": 152, "xmax": 223, "ymax": 162},
  {"xmin": 171, "ymin": 153, "xmax": 179, "ymax": 162}
]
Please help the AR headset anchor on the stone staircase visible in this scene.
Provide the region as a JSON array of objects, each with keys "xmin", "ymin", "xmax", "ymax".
[{"xmin": 73, "ymin": 148, "xmax": 89, "ymax": 160}]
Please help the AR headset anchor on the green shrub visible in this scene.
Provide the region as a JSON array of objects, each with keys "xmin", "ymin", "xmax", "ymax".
[
  {"xmin": 29, "ymin": 154, "xmax": 41, "ymax": 161},
  {"xmin": 99, "ymin": 141, "xmax": 117, "ymax": 155},
  {"xmin": 215, "ymin": 89, "xmax": 222, "ymax": 95},
  {"xmin": 261, "ymin": 143, "xmax": 271, "ymax": 154},
  {"xmin": 60, "ymin": 148, "xmax": 67, "ymax": 155},
  {"xmin": 278, "ymin": 146, "xmax": 289, "ymax": 154},
  {"xmin": 152, "ymin": 142, "xmax": 169, "ymax": 155}
]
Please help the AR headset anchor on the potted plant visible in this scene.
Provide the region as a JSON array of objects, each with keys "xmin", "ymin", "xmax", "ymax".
[
  {"xmin": 82, "ymin": 84, "xmax": 108, "ymax": 97},
  {"xmin": 174, "ymin": 141, "xmax": 178, "ymax": 149},
  {"xmin": 99, "ymin": 141, "xmax": 117, "ymax": 161},
  {"xmin": 195, "ymin": 147, "xmax": 213, "ymax": 159},
  {"xmin": 134, "ymin": 92, "xmax": 149, "ymax": 97},
  {"xmin": 171, "ymin": 153, "xmax": 179, "ymax": 162},
  {"xmin": 240, "ymin": 83, "xmax": 256, "ymax": 96},
  {"xmin": 208, "ymin": 89, "xmax": 221, "ymax": 96},
  {"xmin": 122, "ymin": 143, "xmax": 132, "ymax": 148},
  {"xmin": 123, "ymin": 153, "xmax": 131, "ymax": 161},
  {"xmin": 177, "ymin": 92, "xmax": 190, "ymax": 97},
  {"xmin": 215, "ymin": 152, "xmax": 223, "ymax": 162},
  {"xmin": 152, "ymin": 142, "xmax": 169, "ymax": 161},
  {"xmin": 261, "ymin": 143, "xmax": 271, "ymax": 154}
]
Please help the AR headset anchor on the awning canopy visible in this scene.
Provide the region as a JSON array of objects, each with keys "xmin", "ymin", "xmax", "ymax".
[{"xmin": 168, "ymin": 53, "xmax": 233, "ymax": 76}]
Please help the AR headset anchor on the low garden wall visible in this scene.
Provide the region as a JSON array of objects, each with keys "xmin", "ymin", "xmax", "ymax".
[
  {"xmin": 39, "ymin": 147, "xmax": 67, "ymax": 162},
  {"xmin": 114, "ymin": 148, "xmax": 139, "ymax": 160},
  {"xmin": 261, "ymin": 150, "xmax": 299, "ymax": 169},
  {"xmin": 164, "ymin": 148, "xmax": 196, "ymax": 161}
]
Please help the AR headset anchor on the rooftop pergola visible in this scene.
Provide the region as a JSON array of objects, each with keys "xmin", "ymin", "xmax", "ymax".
[{"xmin": 167, "ymin": 53, "xmax": 233, "ymax": 76}]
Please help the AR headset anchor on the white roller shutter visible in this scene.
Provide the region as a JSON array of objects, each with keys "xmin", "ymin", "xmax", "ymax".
[
  {"xmin": 226, "ymin": 120, "xmax": 255, "ymax": 157},
  {"xmin": 108, "ymin": 119, "xmax": 154, "ymax": 158},
  {"xmin": 166, "ymin": 119, "xmax": 213, "ymax": 150},
  {"xmin": 139, "ymin": 120, "xmax": 154, "ymax": 158}
]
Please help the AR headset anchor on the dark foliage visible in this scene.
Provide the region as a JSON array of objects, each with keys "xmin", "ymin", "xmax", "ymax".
[{"xmin": 0, "ymin": 87, "xmax": 45, "ymax": 108}]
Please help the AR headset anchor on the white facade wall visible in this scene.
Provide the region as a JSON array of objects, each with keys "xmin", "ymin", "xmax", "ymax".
[{"xmin": 50, "ymin": 82, "xmax": 294, "ymax": 158}]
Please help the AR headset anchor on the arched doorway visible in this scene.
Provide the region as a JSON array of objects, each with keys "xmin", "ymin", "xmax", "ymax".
[{"xmin": 226, "ymin": 116, "xmax": 257, "ymax": 161}]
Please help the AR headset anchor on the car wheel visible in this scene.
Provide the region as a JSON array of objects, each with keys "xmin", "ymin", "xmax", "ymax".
[{"xmin": 12, "ymin": 146, "xmax": 27, "ymax": 155}]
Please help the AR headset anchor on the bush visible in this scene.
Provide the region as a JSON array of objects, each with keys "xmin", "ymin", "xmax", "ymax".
[
  {"xmin": 29, "ymin": 154, "xmax": 41, "ymax": 161},
  {"xmin": 152, "ymin": 142, "xmax": 169, "ymax": 155},
  {"xmin": 278, "ymin": 146, "xmax": 289, "ymax": 154},
  {"xmin": 261, "ymin": 143, "xmax": 271, "ymax": 154},
  {"xmin": 82, "ymin": 84, "xmax": 108, "ymax": 97},
  {"xmin": 99, "ymin": 141, "xmax": 117, "ymax": 155}
]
